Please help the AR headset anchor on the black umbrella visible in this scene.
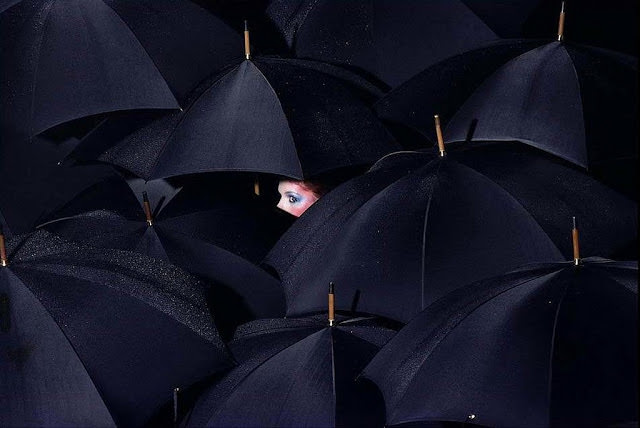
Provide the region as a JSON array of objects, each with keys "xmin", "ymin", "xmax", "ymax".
[
  {"xmin": 265, "ymin": 142, "xmax": 637, "ymax": 323},
  {"xmin": 0, "ymin": 210, "xmax": 11, "ymax": 238},
  {"xmin": 184, "ymin": 287, "xmax": 396, "ymax": 427},
  {"xmin": 0, "ymin": 0, "xmax": 243, "ymax": 138},
  {"xmin": 361, "ymin": 253, "xmax": 638, "ymax": 427},
  {"xmin": 0, "ymin": 229, "xmax": 233, "ymax": 427},
  {"xmin": 39, "ymin": 174, "xmax": 290, "ymax": 337},
  {"xmin": 70, "ymin": 49, "xmax": 399, "ymax": 181},
  {"xmin": 375, "ymin": 31, "xmax": 637, "ymax": 195}
]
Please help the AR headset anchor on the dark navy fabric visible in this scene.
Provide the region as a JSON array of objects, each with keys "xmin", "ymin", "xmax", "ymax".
[
  {"xmin": 75, "ymin": 57, "xmax": 399, "ymax": 180},
  {"xmin": 0, "ymin": 230, "xmax": 233, "ymax": 427},
  {"xmin": 362, "ymin": 259, "xmax": 638, "ymax": 427},
  {"xmin": 265, "ymin": 143, "xmax": 636, "ymax": 323},
  {"xmin": 186, "ymin": 315, "xmax": 395, "ymax": 427}
]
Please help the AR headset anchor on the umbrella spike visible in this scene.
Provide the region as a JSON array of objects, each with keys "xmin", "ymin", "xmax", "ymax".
[
  {"xmin": 244, "ymin": 20, "xmax": 251, "ymax": 60},
  {"xmin": 173, "ymin": 387, "xmax": 180, "ymax": 425},
  {"xmin": 254, "ymin": 176, "xmax": 260, "ymax": 196},
  {"xmin": 434, "ymin": 114, "xmax": 446, "ymax": 157},
  {"xmin": 328, "ymin": 282, "xmax": 335, "ymax": 327},
  {"xmin": 0, "ymin": 227, "xmax": 7, "ymax": 267},
  {"xmin": 142, "ymin": 191, "xmax": 154, "ymax": 226},
  {"xmin": 572, "ymin": 216, "xmax": 580, "ymax": 265},
  {"xmin": 557, "ymin": 1, "xmax": 566, "ymax": 41}
]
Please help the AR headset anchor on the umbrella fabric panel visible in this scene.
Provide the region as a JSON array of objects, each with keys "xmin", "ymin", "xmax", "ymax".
[
  {"xmin": 449, "ymin": 142, "xmax": 638, "ymax": 260},
  {"xmin": 102, "ymin": 0, "xmax": 242, "ymax": 102},
  {"xmin": 0, "ymin": 0, "xmax": 178, "ymax": 137},
  {"xmin": 268, "ymin": 157, "xmax": 562, "ymax": 323},
  {"xmin": 374, "ymin": 39, "xmax": 548, "ymax": 145},
  {"xmin": 445, "ymin": 43, "xmax": 586, "ymax": 166},
  {"xmin": 444, "ymin": 43, "xmax": 638, "ymax": 170},
  {"xmin": 254, "ymin": 58, "xmax": 399, "ymax": 178},
  {"xmin": 268, "ymin": 0, "xmax": 498, "ymax": 88},
  {"xmin": 3, "ymin": 230, "xmax": 233, "ymax": 426},
  {"xmin": 0, "ymin": 209, "xmax": 11, "ymax": 237},
  {"xmin": 95, "ymin": 57, "xmax": 398, "ymax": 180},
  {"xmin": 150, "ymin": 60, "xmax": 303, "ymax": 180},
  {"xmin": 10, "ymin": 266, "xmax": 225, "ymax": 427},
  {"xmin": 549, "ymin": 266, "xmax": 638, "ymax": 426},
  {"xmin": 362, "ymin": 260, "xmax": 638, "ymax": 427},
  {"xmin": 0, "ymin": 269, "xmax": 115, "ymax": 427},
  {"xmin": 187, "ymin": 316, "xmax": 394, "ymax": 427}
]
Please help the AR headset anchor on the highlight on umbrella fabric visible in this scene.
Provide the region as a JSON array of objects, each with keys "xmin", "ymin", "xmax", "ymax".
[
  {"xmin": 265, "ymin": 142, "xmax": 636, "ymax": 323},
  {"xmin": 0, "ymin": 230, "xmax": 233, "ymax": 427},
  {"xmin": 362, "ymin": 258, "xmax": 638, "ymax": 427}
]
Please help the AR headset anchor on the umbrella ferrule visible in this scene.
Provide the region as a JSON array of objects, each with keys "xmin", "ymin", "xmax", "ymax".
[
  {"xmin": 328, "ymin": 282, "xmax": 335, "ymax": 327},
  {"xmin": 244, "ymin": 20, "xmax": 251, "ymax": 60},
  {"xmin": 142, "ymin": 192, "xmax": 154, "ymax": 226},
  {"xmin": 0, "ymin": 233, "xmax": 7, "ymax": 267},
  {"xmin": 434, "ymin": 115, "xmax": 446, "ymax": 157},
  {"xmin": 557, "ymin": 1, "xmax": 566, "ymax": 41},
  {"xmin": 572, "ymin": 216, "xmax": 580, "ymax": 265}
]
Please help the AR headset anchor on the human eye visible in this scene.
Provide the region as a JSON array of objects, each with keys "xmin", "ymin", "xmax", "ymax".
[{"xmin": 286, "ymin": 193, "xmax": 301, "ymax": 204}]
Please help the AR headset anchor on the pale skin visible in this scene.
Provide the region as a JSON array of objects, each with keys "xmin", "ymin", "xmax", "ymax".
[{"xmin": 277, "ymin": 180, "xmax": 320, "ymax": 217}]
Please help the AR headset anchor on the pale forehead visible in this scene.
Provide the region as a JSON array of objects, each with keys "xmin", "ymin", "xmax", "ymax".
[{"xmin": 278, "ymin": 180, "xmax": 309, "ymax": 195}]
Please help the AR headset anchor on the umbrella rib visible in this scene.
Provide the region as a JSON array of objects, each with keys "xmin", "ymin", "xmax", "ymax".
[
  {"xmin": 420, "ymin": 160, "xmax": 443, "ymax": 311},
  {"xmin": 545, "ymin": 272, "xmax": 574, "ymax": 425}
]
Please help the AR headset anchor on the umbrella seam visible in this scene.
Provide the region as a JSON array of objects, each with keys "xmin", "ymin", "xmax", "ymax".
[
  {"xmin": 561, "ymin": 45, "xmax": 589, "ymax": 169},
  {"xmin": 420, "ymin": 159, "xmax": 442, "ymax": 311},
  {"xmin": 290, "ymin": 0, "xmax": 322, "ymax": 52},
  {"xmin": 545, "ymin": 270, "xmax": 574, "ymax": 426}
]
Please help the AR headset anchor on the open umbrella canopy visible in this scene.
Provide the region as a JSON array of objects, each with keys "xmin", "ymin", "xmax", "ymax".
[
  {"xmin": 265, "ymin": 142, "xmax": 636, "ymax": 323},
  {"xmin": 185, "ymin": 313, "xmax": 396, "ymax": 427},
  {"xmin": 375, "ymin": 39, "xmax": 638, "ymax": 195},
  {"xmin": 71, "ymin": 56, "xmax": 399, "ymax": 181},
  {"xmin": 362, "ymin": 258, "xmax": 638, "ymax": 427},
  {"xmin": 38, "ymin": 174, "xmax": 290, "ymax": 337},
  {"xmin": 0, "ymin": 0, "xmax": 243, "ymax": 138},
  {"xmin": 0, "ymin": 230, "xmax": 233, "ymax": 427},
  {"xmin": 266, "ymin": 0, "xmax": 502, "ymax": 88}
]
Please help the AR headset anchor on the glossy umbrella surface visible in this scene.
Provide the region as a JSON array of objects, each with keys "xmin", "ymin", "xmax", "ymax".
[
  {"xmin": 265, "ymin": 143, "xmax": 637, "ymax": 323},
  {"xmin": 362, "ymin": 258, "xmax": 638, "ymax": 427},
  {"xmin": 0, "ymin": 230, "xmax": 233, "ymax": 427},
  {"xmin": 185, "ymin": 315, "xmax": 396, "ymax": 427}
]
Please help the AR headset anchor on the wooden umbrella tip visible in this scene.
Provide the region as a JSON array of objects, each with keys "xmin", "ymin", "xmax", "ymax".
[
  {"xmin": 571, "ymin": 216, "xmax": 580, "ymax": 265},
  {"xmin": 0, "ymin": 230, "xmax": 7, "ymax": 267},
  {"xmin": 244, "ymin": 20, "xmax": 251, "ymax": 60},
  {"xmin": 433, "ymin": 114, "xmax": 446, "ymax": 157},
  {"xmin": 557, "ymin": 1, "xmax": 566, "ymax": 41},
  {"xmin": 328, "ymin": 282, "xmax": 335, "ymax": 327}
]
